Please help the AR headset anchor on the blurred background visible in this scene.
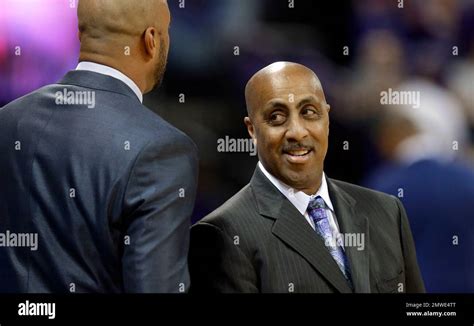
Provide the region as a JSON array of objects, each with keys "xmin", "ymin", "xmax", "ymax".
[{"xmin": 1, "ymin": 0, "xmax": 473, "ymax": 292}]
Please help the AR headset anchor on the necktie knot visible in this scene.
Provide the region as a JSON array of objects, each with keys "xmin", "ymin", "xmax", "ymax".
[
  {"xmin": 309, "ymin": 196, "xmax": 325, "ymax": 209},
  {"xmin": 307, "ymin": 196, "xmax": 326, "ymax": 222}
]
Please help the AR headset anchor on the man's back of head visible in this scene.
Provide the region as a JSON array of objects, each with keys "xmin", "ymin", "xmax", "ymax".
[{"xmin": 78, "ymin": 0, "xmax": 170, "ymax": 93}]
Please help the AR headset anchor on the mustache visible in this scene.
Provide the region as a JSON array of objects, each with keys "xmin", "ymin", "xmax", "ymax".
[{"xmin": 282, "ymin": 142, "xmax": 314, "ymax": 152}]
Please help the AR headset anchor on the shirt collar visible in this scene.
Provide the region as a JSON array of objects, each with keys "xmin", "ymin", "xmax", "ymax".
[
  {"xmin": 258, "ymin": 161, "xmax": 334, "ymax": 216},
  {"xmin": 76, "ymin": 61, "xmax": 143, "ymax": 103}
]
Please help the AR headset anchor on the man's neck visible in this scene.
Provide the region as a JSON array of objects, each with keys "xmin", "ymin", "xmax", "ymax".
[
  {"xmin": 78, "ymin": 53, "xmax": 146, "ymax": 94},
  {"xmin": 76, "ymin": 60, "xmax": 144, "ymax": 103}
]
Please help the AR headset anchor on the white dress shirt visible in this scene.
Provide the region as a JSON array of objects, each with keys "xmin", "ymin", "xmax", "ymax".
[
  {"xmin": 76, "ymin": 61, "xmax": 143, "ymax": 103},
  {"xmin": 258, "ymin": 162, "xmax": 344, "ymax": 247}
]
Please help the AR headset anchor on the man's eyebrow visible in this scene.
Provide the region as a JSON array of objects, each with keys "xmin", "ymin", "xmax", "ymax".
[
  {"xmin": 264, "ymin": 100, "xmax": 289, "ymax": 110},
  {"xmin": 296, "ymin": 95, "xmax": 322, "ymax": 108}
]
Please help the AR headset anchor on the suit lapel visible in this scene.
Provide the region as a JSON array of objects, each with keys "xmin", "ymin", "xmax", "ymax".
[
  {"xmin": 250, "ymin": 168, "xmax": 353, "ymax": 293},
  {"xmin": 327, "ymin": 179, "xmax": 371, "ymax": 293}
]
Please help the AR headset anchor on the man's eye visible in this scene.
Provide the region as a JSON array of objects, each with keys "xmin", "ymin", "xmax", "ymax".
[
  {"xmin": 269, "ymin": 113, "xmax": 286, "ymax": 124},
  {"xmin": 302, "ymin": 107, "xmax": 319, "ymax": 118}
]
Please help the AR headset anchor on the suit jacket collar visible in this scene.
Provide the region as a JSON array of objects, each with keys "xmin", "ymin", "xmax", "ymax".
[
  {"xmin": 257, "ymin": 161, "xmax": 334, "ymax": 215},
  {"xmin": 57, "ymin": 70, "xmax": 140, "ymax": 103},
  {"xmin": 250, "ymin": 167, "xmax": 370, "ymax": 293}
]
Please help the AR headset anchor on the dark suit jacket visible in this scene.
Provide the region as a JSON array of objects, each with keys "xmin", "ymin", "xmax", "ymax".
[
  {"xmin": 189, "ymin": 167, "xmax": 425, "ymax": 293},
  {"xmin": 0, "ymin": 70, "xmax": 198, "ymax": 293}
]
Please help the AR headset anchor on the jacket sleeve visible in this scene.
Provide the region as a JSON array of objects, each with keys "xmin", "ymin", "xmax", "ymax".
[
  {"xmin": 189, "ymin": 221, "xmax": 259, "ymax": 293},
  {"xmin": 395, "ymin": 197, "xmax": 426, "ymax": 293},
  {"xmin": 121, "ymin": 133, "xmax": 198, "ymax": 293}
]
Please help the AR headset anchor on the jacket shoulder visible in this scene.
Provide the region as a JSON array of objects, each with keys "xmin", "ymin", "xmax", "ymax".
[
  {"xmin": 141, "ymin": 111, "xmax": 197, "ymax": 152},
  {"xmin": 329, "ymin": 178, "xmax": 402, "ymax": 229},
  {"xmin": 330, "ymin": 178, "xmax": 399, "ymax": 204},
  {"xmin": 195, "ymin": 184, "xmax": 257, "ymax": 230},
  {"xmin": 0, "ymin": 85, "xmax": 52, "ymax": 112}
]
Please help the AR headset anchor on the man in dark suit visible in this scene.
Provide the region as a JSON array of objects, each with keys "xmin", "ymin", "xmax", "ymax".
[
  {"xmin": 189, "ymin": 62, "xmax": 424, "ymax": 293},
  {"xmin": 0, "ymin": 0, "xmax": 198, "ymax": 293}
]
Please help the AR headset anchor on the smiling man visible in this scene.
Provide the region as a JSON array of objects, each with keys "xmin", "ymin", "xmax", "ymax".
[{"xmin": 189, "ymin": 62, "xmax": 425, "ymax": 293}]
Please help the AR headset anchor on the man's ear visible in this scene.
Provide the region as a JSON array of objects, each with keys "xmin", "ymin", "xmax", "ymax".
[
  {"xmin": 244, "ymin": 117, "xmax": 257, "ymax": 146},
  {"xmin": 144, "ymin": 27, "xmax": 157, "ymax": 58}
]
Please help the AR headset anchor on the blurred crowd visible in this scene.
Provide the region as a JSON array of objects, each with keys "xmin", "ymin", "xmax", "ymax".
[{"xmin": 1, "ymin": 0, "xmax": 473, "ymax": 292}]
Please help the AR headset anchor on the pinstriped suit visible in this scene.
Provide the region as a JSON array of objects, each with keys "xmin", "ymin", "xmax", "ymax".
[{"xmin": 189, "ymin": 167, "xmax": 425, "ymax": 293}]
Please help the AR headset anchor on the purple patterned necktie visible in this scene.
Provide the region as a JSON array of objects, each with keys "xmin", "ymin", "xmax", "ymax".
[{"xmin": 307, "ymin": 196, "xmax": 353, "ymax": 286}]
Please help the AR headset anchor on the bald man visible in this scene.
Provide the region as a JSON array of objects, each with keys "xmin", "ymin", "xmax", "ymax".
[
  {"xmin": 0, "ymin": 0, "xmax": 198, "ymax": 292},
  {"xmin": 189, "ymin": 62, "xmax": 424, "ymax": 293}
]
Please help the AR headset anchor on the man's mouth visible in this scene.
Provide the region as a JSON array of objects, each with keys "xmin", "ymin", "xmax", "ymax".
[
  {"xmin": 286, "ymin": 149, "xmax": 311, "ymax": 156},
  {"xmin": 282, "ymin": 148, "xmax": 313, "ymax": 163}
]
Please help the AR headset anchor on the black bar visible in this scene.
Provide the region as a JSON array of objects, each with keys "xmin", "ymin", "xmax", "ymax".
[{"xmin": 0, "ymin": 294, "xmax": 472, "ymax": 323}]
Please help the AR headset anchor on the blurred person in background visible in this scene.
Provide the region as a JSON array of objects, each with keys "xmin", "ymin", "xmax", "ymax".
[{"xmin": 365, "ymin": 79, "xmax": 474, "ymax": 292}]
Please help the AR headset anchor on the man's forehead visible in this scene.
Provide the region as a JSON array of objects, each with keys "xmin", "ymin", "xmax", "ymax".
[
  {"xmin": 257, "ymin": 76, "xmax": 324, "ymax": 101},
  {"xmin": 255, "ymin": 69, "xmax": 322, "ymax": 93}
]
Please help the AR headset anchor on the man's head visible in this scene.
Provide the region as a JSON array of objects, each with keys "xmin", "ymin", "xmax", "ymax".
[
  {"xmin": 244, "ymin": 62, "xmax": 330, "ymax": 195},
  {"xmin": 77, "ymin": 0, "xmax": 170, "ymax": 93}
]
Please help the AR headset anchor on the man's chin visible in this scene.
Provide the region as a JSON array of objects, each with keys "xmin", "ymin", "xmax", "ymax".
[{"xmin": 281, "ymin": 170, "xmax": 322, "ymax": 191}]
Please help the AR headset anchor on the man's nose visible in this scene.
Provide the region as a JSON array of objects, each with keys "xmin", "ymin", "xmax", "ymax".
[{"xmin": 285, "ymin": 116, "xmax": 309, "ymax": 142}]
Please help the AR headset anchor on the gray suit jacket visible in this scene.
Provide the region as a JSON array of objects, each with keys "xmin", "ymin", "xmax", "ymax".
[
  {"xmin": 0, "ymin": 70, "xmax": 198, "ymax": 292},
  {"xmin": 189, "ymin": 167, "xmax": 425, "ymax": 293}
]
